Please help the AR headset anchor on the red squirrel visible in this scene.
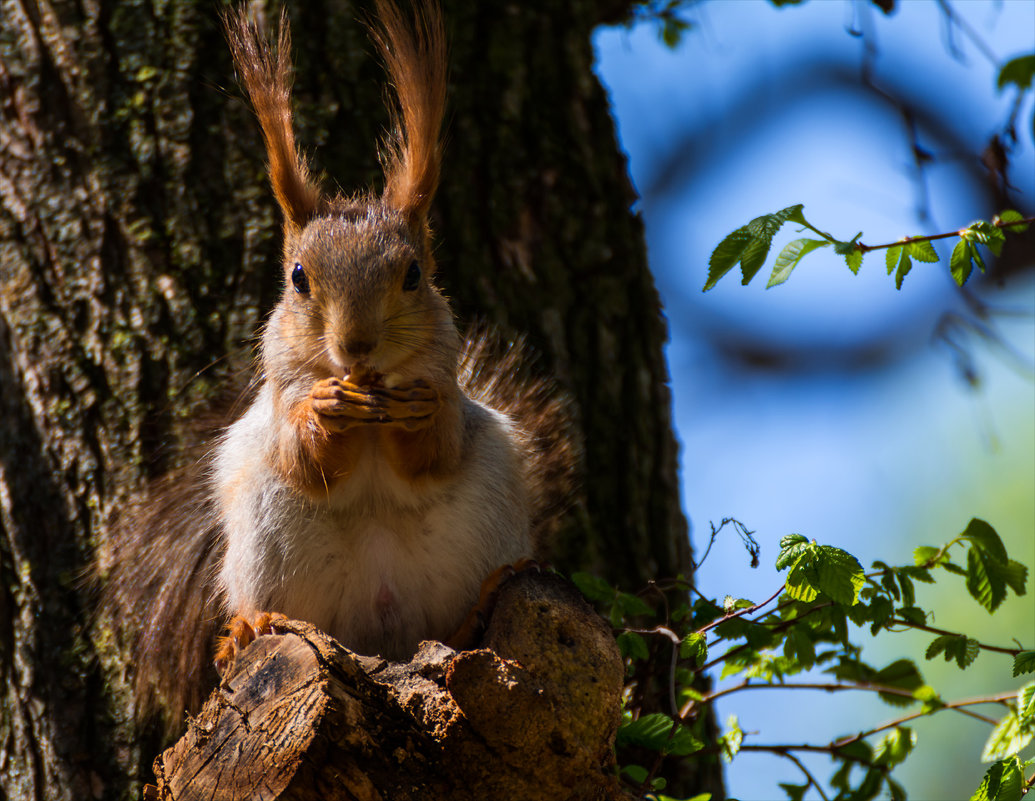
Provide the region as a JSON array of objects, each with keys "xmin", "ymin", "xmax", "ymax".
[{"xmin": 100, "ymin": 0, "xmax": 573, "ymax": 731}]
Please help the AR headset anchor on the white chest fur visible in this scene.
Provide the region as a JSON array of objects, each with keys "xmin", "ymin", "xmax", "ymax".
[{"xmin": 213, "ymin": 387, "xmax": 531, "ymax": 659}]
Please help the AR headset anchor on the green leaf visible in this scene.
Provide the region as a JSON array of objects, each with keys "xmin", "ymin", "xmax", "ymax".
[
  {"xmin": 1013, "ymin": 651, "xmax": 1035, "ymax": 677},
  {"xmin": 680, "ymin": 632, "xmax": 708, "ymax": 667},
  {"xmin": 873, "ymin": 726, "xmax": 916, "ymax": 767},
  {"xmin": 951, "ymin": 238, "xmax": 975, "ymax": 285},
  {"xmin": 961, "ymin": 519, "xmax": 1015, "ymax": 612},
  {"xmin": 776, "ymin": 535, "xmax": 811, "ymax": 570},
  {"xmin": 740, "ymin": 235, "xmax": 773, "ymax": 285},
  {"xmin": 844, "ymin": 247, "xmax": 863, "ymax": 275},
  {"xmin": 620, "ymin": 764, "xmax": 648, "ymax": 784},
  {"xmin": 913, "ymin": 684, "xmax": 945, "ymax": 713},
  {"xmin": 704, "ymin": 205, "xmax": 806, "ymax": 291},
  {"xmin": 617, "ymin": 713, "xmax": 703, "ymax": 756},
  {"xmin": 997, "ymin": 53, "xmax": 1035, "ymax": 91},
  {"xmin": 742, "ymin": 205, "xmax": 807, "ymax": 285},
  {"xmin": 962, "ymin": 519, "xmax": 1009, "ymax": 561},
  {"xmin": 783, "ymin": 626, "xmax": 816, "ymax": 669},
  {"xmin": 925, "ymin": 634, "xmax": 980, "ymax": 669},
  {"xmin": 814, "ymin": 546, "xmax": 865, "ymax": 606},
  {"xmin": 1000, "ymin": 560, "xmax": 1029, "ymax": 596},
  {"xmin": 914, "ymin": 545, "xmax": 944, "ymax": 566},
  {"xmin": 971, "ymin": 757, "xmax": 1024, "ymax": 801},
  {"xmin": 572, "ymin": 572, "xmax": 613, "ymax": 603},
  {"xmin": 875, "ymin": 659, "xmax": 925, "ymax": 707},
  {"xmin": 720, "ymin": 715, "xmax": 743, "ymax": 762},
  {"xmin": 906, "ymin": 239, "xmax": 939, "ymax": 263},
  {"xmin": 705, "ymin": 227, "xmax": 753, "ymax": 291},
  {"xmin": 998, "ymin": 209, "xmax": 1030, "ymax": 233},
  {"xmin": 896, "ymin": 571, "xmax": 916, "ymax": 607},
  {"xmin": 982, "ymin": 709, "xmax": 1034, "ymax": 763},
  {"xmin": 970, "ymin": 239, "xmax": 987, "ymax": 272},
  {"xmin": 894, "ymin": 251, "xmax": 912, "ymax": 289},
  {"xmin": 615, "ymin": 591, "xmax": 655, "ymax": 618},
  {"xmin": 1019, "ymin": 683, "xmax": 1035, "ymax": 725},
  {"xmin": 785, "ymin": 560, "xmax": 820, "ymax": 603},
  {"xmin": 617, "ymin": 631, "xmax": 649, "ymax": 661},
  {"xmin": 970, "ymin": 221, "xmax": 1007, "ymax": 257},
  {"xmin": 778, "ymin": 783, "xmax": 809, "ymax": 801},
  {"xmin": 886, "ymin": 245, "xmax": 903, "ymax": 275},
  {"xmin": 768, "ymin": 238, "xmax": 828, "ymax": 288}
]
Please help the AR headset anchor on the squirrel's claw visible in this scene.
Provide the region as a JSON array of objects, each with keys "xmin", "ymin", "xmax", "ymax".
[{"xmin": 214, "ymin": 611, "xmax": 287, "ymax": 677}]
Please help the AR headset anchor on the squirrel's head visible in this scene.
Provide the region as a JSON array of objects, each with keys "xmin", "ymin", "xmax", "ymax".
[{"xmin": 225, "ymin": 1, "xmax": 450, "ymax": 383}]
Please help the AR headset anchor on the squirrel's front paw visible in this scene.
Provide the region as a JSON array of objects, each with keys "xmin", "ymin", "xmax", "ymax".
[
  {"xmin": 310, "ymin": 377, "xmax": 439, "ymax": 432},
  {"xmin": 213, "ymin": 611, "xmax": 286, "ymax": 676}
]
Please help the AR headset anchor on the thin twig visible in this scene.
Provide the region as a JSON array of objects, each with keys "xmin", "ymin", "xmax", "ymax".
[
  {"xmin": 885, "ymin": 618, "xmax": 1022, "ymax": 656},
  {"xmin": 831, "ymin": 690, "xmax": 1015, "ymax": 748},
  {"xmin": 696, "ymin": 584, "xmax": 786, "ymax": 637},
  {"xmin": 781, "ymin": 750, "xmax": 831, "ymax": 801},
  {"xmin": 856, "ymin": 216, "xmax": 1034, "ymax": 253}
]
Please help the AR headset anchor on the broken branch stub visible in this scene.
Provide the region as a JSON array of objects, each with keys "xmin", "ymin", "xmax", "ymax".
[{"xmin": 148, "ymin": 571, "xmax": 630, "ymax": 800}]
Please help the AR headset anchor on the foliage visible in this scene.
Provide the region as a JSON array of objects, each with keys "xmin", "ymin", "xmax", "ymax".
[
  {"xmin": 702, "ymin": 206, "xmax": 1032, "ymax": 292},
  {"xmin": 574, "ymin": 518, "xmax": 1033, "ymax": 800}
]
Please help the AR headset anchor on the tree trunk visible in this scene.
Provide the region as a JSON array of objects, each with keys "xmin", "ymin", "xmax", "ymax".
[{"xmin": 0, "ymin": 1, "xmax": 708, "ymax": 798}]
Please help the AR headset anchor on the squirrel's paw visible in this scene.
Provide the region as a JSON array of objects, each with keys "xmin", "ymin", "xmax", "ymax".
[
  {"xmin": 311, "ymin": 377, "xmax": 439, "ymax": 432},
  {"xmin": 213, "ymin": 611, "xmax": 287, "ymax": 676},
  {"xmin": 445, "ymin": 558, "xmax": 545, "ymax": 650}
]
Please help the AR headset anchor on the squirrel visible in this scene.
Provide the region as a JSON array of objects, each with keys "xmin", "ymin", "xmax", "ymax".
[{"xmin": 99, "ymin": 0, "xmax": 574, "ymax": 733}]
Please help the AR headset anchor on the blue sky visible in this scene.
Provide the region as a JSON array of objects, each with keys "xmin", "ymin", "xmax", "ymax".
[{"xmin": 594, "ymin": 1, "xmax": 1034, "ymax": 798}]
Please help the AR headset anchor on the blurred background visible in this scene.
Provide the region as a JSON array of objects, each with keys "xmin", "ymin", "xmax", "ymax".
[{"xmin": 593, "ymin": 1, "xmax": 1034, "ymax": 799}]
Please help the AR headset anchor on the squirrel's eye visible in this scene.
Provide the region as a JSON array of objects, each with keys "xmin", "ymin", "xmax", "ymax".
[
  {"xmin": 402, "ymin": 260, "xmax": 421, "ymax": 292},
  {"xmin": 291, "ymin": 263, "xmax": 310, "ymax": 295}
]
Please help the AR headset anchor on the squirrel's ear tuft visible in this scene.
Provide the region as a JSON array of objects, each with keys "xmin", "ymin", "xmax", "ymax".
[
  {"xmin": 224, "ymin": 7, "xmax": 322, "ymax": 234},
  {"xmin": 370, "ymin": 0, "xmax": 447, "ymax": 225}
]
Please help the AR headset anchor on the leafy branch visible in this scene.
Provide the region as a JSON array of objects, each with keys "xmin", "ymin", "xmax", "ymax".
[
  {"xmin": 574, "ymin": 517, "xmax": 1033, "ymax": 801},
  {"xmin": 703, "ymin": 205, "xmax": 1032, "ymax": 291}
]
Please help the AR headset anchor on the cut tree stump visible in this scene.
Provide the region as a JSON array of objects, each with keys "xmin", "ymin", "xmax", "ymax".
[{"xmin": 146, "ymin": 571, "xmax": 630, "ymax": 800}]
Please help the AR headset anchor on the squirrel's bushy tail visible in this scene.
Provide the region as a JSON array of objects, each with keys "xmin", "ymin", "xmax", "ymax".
[
  {"xmin": 98, "ymin": 464, "xmax": 224, "ymax": 732},
  {"xmin": 458, "ymin": 329, "xmax": 581, "ymax": 548}
]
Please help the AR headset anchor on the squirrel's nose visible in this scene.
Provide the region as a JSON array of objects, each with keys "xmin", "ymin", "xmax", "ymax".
[{"xmin": 344, "ymin": 338, "xmax": 374, "ymax": 357}]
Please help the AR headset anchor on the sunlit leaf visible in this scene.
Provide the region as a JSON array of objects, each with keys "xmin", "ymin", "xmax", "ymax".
[
  {"xmin": 886, "ymin": 244, "xmax": 903, "ymax": 275},
  {"xmin": 680, "ymin": 632, "xmax": 708, "ymax": 667},
  {"xmin": 873, "ymin": 726, "xmax": 916, "ymax": 767},
  {"xmin": 998, "ymin": 209, "xmax": 1030, "ymax": 232},
  {"xmin": 906, "ymin": 238, "xmax": 939, "ymax": 263},
  {"xmin": 814, "ymin": 545, "xmax": 865, "ymax": 606},
  {"xmin": 844, "ymin": 247, "xmax": 863, "ymax": 275},
  {"xmin": 768, "ymin": 238, "xmax": 828, "ymax": 288},
  {"xmin": 971, "ymin": 757, "xmax": 1024, "ymax": 801},
  {"xmin": 951, "ymin": 238, "xmax": 974, "ymax": 285},
  {"xmin": 720, "ymin": 715, "xmax": 743, "ymax": 762},
  {"xmin": 1014, "ymin": 651, "xmax": 1035, "ymax": 677},
  {"xmin": 982, "ymin": 710, "xmax": 1034, "ymax": 763}
]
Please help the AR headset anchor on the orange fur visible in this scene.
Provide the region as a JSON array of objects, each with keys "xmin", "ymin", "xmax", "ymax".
[
  {"xmin": 224, "ymin": 8, "xmax": 323, "ymax": 236},
  {"xmin": 370, "ymin": 0, "xmax": 448, "ymax": 223},
  {"xmin": 275, "ymin": 397, "xmax": 362, "ymax": 498}
]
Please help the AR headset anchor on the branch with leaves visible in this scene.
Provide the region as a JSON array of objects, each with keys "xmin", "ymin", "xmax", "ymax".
[
  {"xmin": 704, "ymin": 205, "xmax": 1032, "ymax": 292},
  {"xmin": 573, "ymin": 518, "xmax": 1033, "ymax": 801}
]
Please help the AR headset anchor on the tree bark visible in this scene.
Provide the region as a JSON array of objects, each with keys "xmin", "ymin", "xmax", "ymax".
[{"xmin": 0, "ymin": 1, "xmax": 707, "ymax": 798}]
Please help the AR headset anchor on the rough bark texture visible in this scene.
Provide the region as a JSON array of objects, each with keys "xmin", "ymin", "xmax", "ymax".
[
  {"xmin": 0, "ymin": 1, "xmax": 707, "ymax": 798},
  {"xmin": 150, "ymin": 572, "xmax": 628, "ymax": 801}
]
